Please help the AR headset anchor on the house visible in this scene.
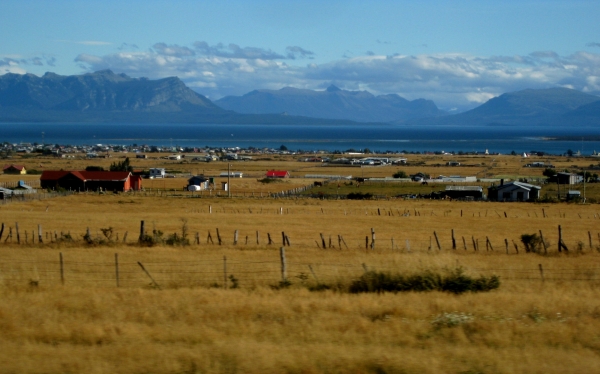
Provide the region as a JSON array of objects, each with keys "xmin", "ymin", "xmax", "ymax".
[
  {"xmin": 149, "ymin": 168, "xmax": 166, "ymax": 178},
  {"xmin": 488, "ymin": 181, "xmax": 541, "ymax": 202},
  {"xmin": 3, "ymin": 164, "xmax": 26, "ymax": 175},
  {"xmin": 188, "ymin": 175, "xmax": 210, "ymax": 190},
  {"xmin": 40, "ymin": 171, "xmax": 142, "ymax": 192},
  {"xmin": 266, "ymin": 170, "xmax": 290, "ymax": 178},
  {"xmin": 555, "ymin": 172, "xmax": 583, "ymax": 185},
  {"xmin": 444, "ymin": 186, "xmax": 483, "ymax": 200},
  {"xmin": 219, "ymin": 172, "xmax": 243, "ymax": 178},
  {"xmin": 0, "ymin": 187, "xmax": 12, "ymax": 200}
]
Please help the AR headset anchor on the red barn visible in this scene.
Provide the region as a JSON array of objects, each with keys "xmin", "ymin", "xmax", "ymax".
[
  {"xmin": 40, "ymin": 171, "xmax": 142, "ymax": 192},
  {"xmin": 266, "ymin": 170, "xmax": 290, "ymax": 178},
  {"xmin": 3, "ymin": 164, "xmax": 26, "ymax": 175}
]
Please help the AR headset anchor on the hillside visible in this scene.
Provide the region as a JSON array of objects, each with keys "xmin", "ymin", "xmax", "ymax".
[
  {"xmin": 0, "ymin": 71, "xmax": 358, "ymax": 125},
  {"xmin": 407, "ymin": 87, "xmax": 600, "ymax": 126},
  {"xmin": 216, "ymin": 85, "xmax": 445, "ymax": 123}
]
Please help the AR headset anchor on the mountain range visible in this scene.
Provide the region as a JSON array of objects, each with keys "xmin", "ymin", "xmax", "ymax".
[
  {"xmin": 0, "ymin": 70, "xmax": 599, "ymax": 126},
  {"xmin": 215, "ymin": 85, "xmax": 445, "ymax": 122}
]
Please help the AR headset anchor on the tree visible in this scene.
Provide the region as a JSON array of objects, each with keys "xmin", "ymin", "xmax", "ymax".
[
  {"xmin": 393, "ymin": 170, "xmax": 408, "ymax": 178},
  {"xmin": 279, "ymin": 145, "xmax": 288, "ymax": 151},
  {"xmin": 109, "ymin": 157, "xmax": 133, "ymax": 172},
  {"xmin": 566, "ymin": 149, "xmax": 574, "ymax": 157},
  {"xmin": 542, "ymin": 168, "xmax": 557, "ymax": 178}
]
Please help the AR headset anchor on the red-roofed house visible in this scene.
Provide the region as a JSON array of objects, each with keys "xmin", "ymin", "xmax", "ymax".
[
  {"xmin": 3, "ymin": 164, "xmax": 26, "ymax": 175},
  {"xmin": 40, "ymin": 171, "xmax": 142, "ymax": 192},
  {"xmin": 266, "ymin": 170, "xmax": 290, "ymax": 178}
]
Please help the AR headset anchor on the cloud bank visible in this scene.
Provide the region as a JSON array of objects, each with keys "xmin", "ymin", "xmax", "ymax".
[{"xmin": 6, "ymin": 41, "xmax": 600, "ymax": 111}]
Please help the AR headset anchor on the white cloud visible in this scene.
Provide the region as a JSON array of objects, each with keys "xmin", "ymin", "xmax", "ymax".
[
  {"xmin": 71, "ymin": 42, "xmax": 600, "ymax": 111},
  {"xmin": 55, "ymin": 39, "xmax": 112, "ymax": 46}
]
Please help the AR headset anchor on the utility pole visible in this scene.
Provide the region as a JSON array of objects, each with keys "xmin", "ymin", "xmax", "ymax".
[{"xmin": 228, "ymin": 163, "xmax": 231, "ymax": 198}]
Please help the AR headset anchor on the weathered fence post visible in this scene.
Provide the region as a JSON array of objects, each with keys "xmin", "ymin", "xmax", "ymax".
[
  {"xmin": 0, "ymin": 223, "xmax": 4, "ymax": 242},
  {"xmin": 433, "ymin": 231, "xmax": 441, "ymax": 250},
  {"xmin": 558, "ymin": 225, "xmax": 568, "ymax": 252},
  {"xmin": 256, "ymin": 231, "xmax": 260, "ymax": 245},
  {"xmin": 370, "ymin": 228, "xmax": 376, "ymax": 250},
  {"xmin": 589, "ymin": 231, "xmax": 593, "ymax": 250},
  {"xmin": 320, "ymin": 233, "xmax": 326, "ymax": 249},
  {"xmin": 137, "ymin": 262, "xmax": 160, "ymax": 289},
  {"xmin": 123, "ymin": 231, "xmax": 128, "ymax": 243},
  {"xmin": 59, "ymin": 252, "xmax": 65, "ymax": 285},
  {"xmin": 223, "ymin": 256, "xmax": 228, "ymax": 289},
  {"xmin": 505, "ymin": 239, "xmax": 509, "ymax": 254},
  {"xmin": 234, "ymin": 230, "xmax": 239, "ymax": 245},
  {"xmin": 139, "ymin": 220, "xmax": 145, "ymax": 242},
  {"xmin": 15, "ymin": 222, "xmax": 20, "ymax": 244},
  {"xmin": 38, "ymin": 224, "xmax": 43, "ymax": 243},
  {"xmin": 538, "ymin": 264, "xmax": 545, "ymax": 282},
  {"xmin": 216, "ymin": 228, "xmax": 222, "ymax": 245},
  {"xmin": 115, "ymin": 253, "xmax": 120, "ymax": 287},
  {"xmin": 280, "ymin": 247, "xmax": 287, "ymax": 282},
  {"xmin": 281, "ymin": 231, "xmax": 286, "ymax": 246},
  {"xmin": 451, "ymin": 229, "xmax": 456, "ymax": 250},
  {"xmin": 539, "ymin": 230, "xmax": 548, "ymax": 253}
]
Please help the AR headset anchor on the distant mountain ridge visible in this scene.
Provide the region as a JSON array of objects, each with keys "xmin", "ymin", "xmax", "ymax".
[
  {"xmin": 1, "ymin": 70, "xmax": 599, "ymax": 127},
  {"xmin": 215, "ymin": 85, "xmax": 446, "ymax": 123},
  {"xmin": 406, "ymin": 87, "xmax": 600, "ymax": 127},
  {"xmin": 0, "ymin": 70, "xmax": 358, "ymax": 125}
]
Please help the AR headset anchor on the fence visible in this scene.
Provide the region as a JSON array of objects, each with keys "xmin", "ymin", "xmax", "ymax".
[{"xmin": 2, "ymin": 251, "xmax": 599, "ymax": 289}]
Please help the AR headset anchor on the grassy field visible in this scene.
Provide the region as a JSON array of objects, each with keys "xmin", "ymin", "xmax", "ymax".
[{"xmin": 2, "ymin": 153, "xmax": 600, "ymax": 373}]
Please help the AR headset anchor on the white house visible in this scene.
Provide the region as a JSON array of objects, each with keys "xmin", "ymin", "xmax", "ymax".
[
  {"xmin": 149, "ymin": 168, "xmax": 166, "ymax": 178},
  {"xmin": 492, "ymin": 181, "xmax": 541, "ymax": 202}
]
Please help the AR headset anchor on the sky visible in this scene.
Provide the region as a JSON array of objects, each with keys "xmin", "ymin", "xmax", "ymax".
[{"xmin": 1, "ymin": 0, "xmax": 600, "ymax": 112}]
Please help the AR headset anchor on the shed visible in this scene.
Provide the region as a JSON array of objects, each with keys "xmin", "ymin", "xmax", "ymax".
[
  {"xmin": 188, "ymin": 175, "xmax": 210, "ymax": 190},
  {"xmin": 567, "ymin": 190, "xmax": 581, "ymax": 201},
  {"xmin": 3, "ymin": 164, "xmax": 26, "ymax": 175},
  {"xmin": 266, "ymin": 170, "xmax": 290, "ymax": 178},
  {"xmin": 444, "ymin": 186, "xmax": 483, "ymax": 200}
]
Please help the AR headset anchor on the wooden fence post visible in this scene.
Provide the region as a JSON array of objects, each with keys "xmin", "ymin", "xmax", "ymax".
[
  {"xmin": 139, "ymin": 220, "xmax": 145, "ymax": 242},
  {"xmin": 539, "ymin": 230, "xmax": 548, "ymax": 253},
  {"xmin": 38, "ymin": 224, "xmax": 43, "ymax": 243},
  {"xmin": 234, "ymin": 230, "xmax": 239, "ymax": 245},
  {"xmin": 216, "ymin": 228, "xmax": 222, "ymax": 245},
  {"xmin": 558, "ymin": 225, "xmax": 568, "ymax": 252},
  {"xmin": 280, "ymin": 247, "xmax": 287, "ymax": 282},
  {"xmin": 137, "ymin": 262, "xmax": 160, "ymax": 289},
  {"xmin": 589, "ymin": 231, "xmax": 593, "ymax": 249},
  {"xmin": 320, "ymin": 233, "xmax": 326, "ymax": 249},
  {"xmin": 115, "ymin": 253, "xmax": 120, "ymax": 287},
  {"xmin": 256, "ymin": 231, "xmax": 260, "ymax": 245},
  {"xmin": 370, "ymin": 228, "xmax": 376, "ymax": 250},
  {"xmin": 223, "ymin": 256, "xmax": 228, "ymax": 289},
  {"xmin": 538, "ymin": 264, "xmax": 545, "ymax": 282},
  {"xmin": 59, "ymin": 252, "xmax": 65, "ymax": 285},
  {"xmin": 451, "ymin": 229, "xmax": 456, "ymax": 250},
  {"xmin": 15, "ymin": 222, "xmax": 20, "ymax": 244},
  {"xmin": 433, "ymin": 231, "xmax": 441, "ymax": 250},
  {"xmin": 0, "ymin": 223, "xmax": 4, "ymax": 242}
]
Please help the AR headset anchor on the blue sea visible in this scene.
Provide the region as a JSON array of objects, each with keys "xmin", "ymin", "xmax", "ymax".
[{"xmin": 2, "ymin": 122, "xmax": 600, "ymax": 155}]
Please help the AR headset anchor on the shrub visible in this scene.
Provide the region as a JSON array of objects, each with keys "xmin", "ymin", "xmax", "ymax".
[
  {"xmin": 347, "ymin": 192, "xmax": 373, "ymax": 200},
  {"xmin": 349, "ymin": 268, "xmax": 499, "ymax": 294},
  {"xmin": 393, "ymin": 170, "xmax": 408, "ymax": 178},
  {"xmin": 521, "ymin": 233, "xmax": 543, "ymax": 253}
]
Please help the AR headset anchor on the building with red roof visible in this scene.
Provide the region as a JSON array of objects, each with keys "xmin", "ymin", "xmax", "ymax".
[
  {"xmin": 265, "ymin": 170, "xmax": 290, "ymax": 178},
  {"xmin": 40, "ymin": 171, "xmax": 142, "ymax": 192},
  {"xmin": 3, "ymin": 164, "xmax": 26, "ymax": 175}
]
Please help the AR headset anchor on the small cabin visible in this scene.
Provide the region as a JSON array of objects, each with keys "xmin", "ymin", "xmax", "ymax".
[
  {"xmin": 149, "ymin": 168, "xmax": 166, "ymax": 178},
  {"xmin": 3, "ymin": 164, "xmax": 26, "ymax": 175}
]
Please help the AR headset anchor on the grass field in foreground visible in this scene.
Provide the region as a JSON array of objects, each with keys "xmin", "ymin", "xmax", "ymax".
[{"xmin": 1, "ymin": 194, "xmax": 600, "ymax": 373}]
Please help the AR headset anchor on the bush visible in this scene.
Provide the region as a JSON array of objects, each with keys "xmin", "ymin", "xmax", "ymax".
[
  {"xmin": 521, "ymin": 233, "xmax": 544, "ymax": 253},
  {"xmin": 349, "ymin": 268, "xmax": 500, "ymax": 294},
  {"xmin": 393, "ymin": 170, "xmax": 408, "ymax": 178},
  {"xmin": 347, "ymin": 192, "xmax": 373, "ymax": 200}
]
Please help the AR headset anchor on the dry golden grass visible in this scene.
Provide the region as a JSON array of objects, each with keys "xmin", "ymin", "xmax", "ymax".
[{"xmin": 2, "ymin": 154, "xmax": 600, "ymax": 373}]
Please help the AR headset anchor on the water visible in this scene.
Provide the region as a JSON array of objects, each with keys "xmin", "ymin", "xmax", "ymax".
[{"xmin": 2, "ymin": 122, "xmax": 600, "ymax": 155}]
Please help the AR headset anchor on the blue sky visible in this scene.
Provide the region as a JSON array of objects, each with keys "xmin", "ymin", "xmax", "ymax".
[{"xmin": 2, "ymin": 0, "xmax": 600, "ymax": 111}]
